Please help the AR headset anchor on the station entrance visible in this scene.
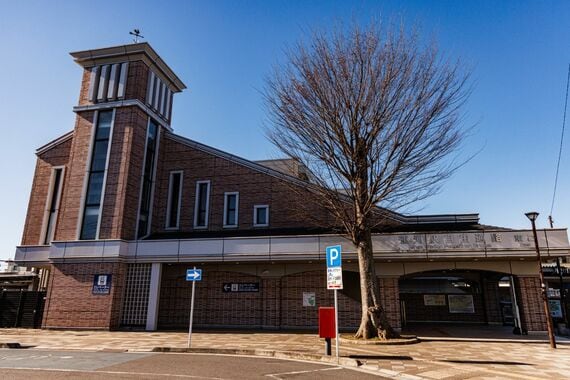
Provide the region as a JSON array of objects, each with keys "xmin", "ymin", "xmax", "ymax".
[{"xmin": 399, "ymin": 270, "xmax": 515, "ymax": 327}]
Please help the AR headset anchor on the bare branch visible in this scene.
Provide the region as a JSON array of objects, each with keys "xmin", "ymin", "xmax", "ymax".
[{"xmin": 263, "ymin": 21, "xmax": 471, "ymax": 339}]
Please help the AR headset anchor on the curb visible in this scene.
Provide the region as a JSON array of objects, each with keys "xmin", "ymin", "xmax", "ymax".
[
  {"xmin": 152, "ymin": 347, "xmax": 362, "ymax": 367},
  {"xmin": 339, "ymin": 335, "xmax": 420, "ymax": 345},
  {"xmin": 417, "ymin": 337, "xmax": 570, "ymax": 344}
]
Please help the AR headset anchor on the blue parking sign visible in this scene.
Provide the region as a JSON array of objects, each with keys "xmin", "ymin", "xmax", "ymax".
[{"xmin": 326, "ymin": 245, "xmax": 342, "ymax": 268}]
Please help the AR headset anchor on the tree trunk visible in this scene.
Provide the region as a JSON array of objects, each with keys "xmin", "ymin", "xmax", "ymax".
[{"xmin": 354, "ymin": 228, "xmax": 400, "ymax": 340}]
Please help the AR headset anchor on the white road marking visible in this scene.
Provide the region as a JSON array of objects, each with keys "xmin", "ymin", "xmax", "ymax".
[
  {"xmin": 0, "ymin": 366, "xmax": 225, "ymax": 379},
  {"xmin": 265, "ymin": 366, "xmax": 342, "ymax": 379}
]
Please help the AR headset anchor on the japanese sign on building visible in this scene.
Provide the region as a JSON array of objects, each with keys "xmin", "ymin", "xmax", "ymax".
[
  {"xmin": 222, "ymin": 283, "xmax": 260, "ymax": 293},
  {"xmin": 92, "ymin": 274, "xmax": 112, "ymax": 295}
]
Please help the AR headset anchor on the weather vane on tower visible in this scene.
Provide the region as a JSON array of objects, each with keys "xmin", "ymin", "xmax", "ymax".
[{"xmin": 129, "ymin": 29, "xmax": 144, "ymax": 43}]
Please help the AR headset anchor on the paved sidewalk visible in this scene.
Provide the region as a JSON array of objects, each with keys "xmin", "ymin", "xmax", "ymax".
[{"xmin": 1, "ymin": 328, "xmax": 569, "ymax": 379}]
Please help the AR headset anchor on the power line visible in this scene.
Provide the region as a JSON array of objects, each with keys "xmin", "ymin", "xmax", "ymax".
[{"xmin": 549, "ymin": 63, "xmax": 570, "ymax": 227}]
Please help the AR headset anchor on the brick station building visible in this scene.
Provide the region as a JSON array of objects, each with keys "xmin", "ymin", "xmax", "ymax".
[{"xmin": 15, "ymin": 43, "xmax": 570, "ymax": 333}]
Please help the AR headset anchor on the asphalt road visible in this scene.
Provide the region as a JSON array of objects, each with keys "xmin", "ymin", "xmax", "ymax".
[{"xmin": 0, "ymin": 349, "xmax": 387, "ymax": 379}]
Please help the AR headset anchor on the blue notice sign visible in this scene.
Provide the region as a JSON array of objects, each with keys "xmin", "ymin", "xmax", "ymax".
[
  {"xmin": 326, "ymin": 245, "xmax": 342, "ymax": 268},
  {"xmin": 186, "ymin": 269, "xmax": 202, "ymax": 281},
  {"xmin": 92, "ymin": 274, "xmax": 112, "ymax": 295}
]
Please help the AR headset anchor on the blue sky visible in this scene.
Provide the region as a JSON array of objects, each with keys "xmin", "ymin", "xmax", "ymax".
[{"xmin": 1, "ymin": 1, "xmax": 569, "ymax": 261}]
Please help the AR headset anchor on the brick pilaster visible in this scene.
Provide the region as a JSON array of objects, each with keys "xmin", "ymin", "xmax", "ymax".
[{"xmin": 516, "ymin": 276, "xmax": 547, "ymax": 332}]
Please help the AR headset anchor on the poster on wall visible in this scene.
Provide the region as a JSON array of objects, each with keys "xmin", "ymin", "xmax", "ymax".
[
  {"xmin": 92, "ymin": 274, "xmax": 112, "ymax": 295},
  {"xmin": 448, "ymin": 294, "xmax": 475, "ymax": 313},
  {"xmin": 424, "ymin": 295, "xmax": 446, "ymax": 306},
  {"xmin": 303, "ymin": 292, "xmax": 316, "ymax": 307},
  {"xmin": 549, "ymin": 300, "xmax": 563, "ymax": 318}
]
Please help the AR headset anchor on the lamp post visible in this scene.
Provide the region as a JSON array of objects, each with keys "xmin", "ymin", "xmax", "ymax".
[{"xmin": 525, "ymin": 211, "xmax": 557, "ymax": 349}]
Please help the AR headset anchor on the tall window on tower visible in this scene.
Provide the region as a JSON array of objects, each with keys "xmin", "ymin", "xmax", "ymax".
[
  {"xmin": 165, "ymin": 171, "xmax": 183, "ymax": 229},
  {"xmin": 137, "ymin": 119, "xmax": 159, "ymax": 238},
  {"xmin": 80, "ymin": 110, "xmax": 113, "ymax": 240},
  {"xmin": 43, "ymin": 167, "xmax": 64, "ymax": 244},
  {"xmin": 193, "ymin": 180, "xmax": 210, "ymax": 228}
]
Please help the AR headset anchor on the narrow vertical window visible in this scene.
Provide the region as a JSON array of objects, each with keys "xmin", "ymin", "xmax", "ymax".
[
  {"xmin": 193, "ymin": 181, "xmax": 210, "ymax": 228},
  {"xmin": 166, "ymin": 171, "xmax": 183, "ymax": 229},
  {"xmin": 253, "ymin": 205, "xmax": 269, "ymax": 227},
  {"xmin": 43, "ymin": 167, "xmax": 64, "ymax": 244},
  {"xmin": 97, "ymin": 65, "xmax": 110, "ymax": 101},
  {"xmin": 223, "ymin": 192, "xmax": 239, "ymax": 228},
  {"xmin": 88, "ymin": 66, "xmax": 100, "ymax": 102},
  {"xmin": 137, "ymin": 119, "xmax": 159, "ymax": 238},
  {"xmin": 80, "ymin": 110, "xmax": 113, "ymax": 240}
]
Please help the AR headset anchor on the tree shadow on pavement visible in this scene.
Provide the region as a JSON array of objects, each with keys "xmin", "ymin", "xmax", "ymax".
[
  {"xmin": 348, "ymin": 355, "xmax": 413, "ymax": 360},
  {"xmin": 443, "ymin": 359, "xmax": 532, "ymax": 366}
]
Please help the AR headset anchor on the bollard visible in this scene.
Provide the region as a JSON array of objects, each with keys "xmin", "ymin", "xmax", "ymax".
[{"xmin": 324, "ymin": 337, "xmax": 332, "ymax": 356}]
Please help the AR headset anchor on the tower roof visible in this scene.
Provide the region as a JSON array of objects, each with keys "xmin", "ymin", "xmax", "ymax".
[{"xmin": 70, "ymin": 42, "xmax": 186, "ymax": 92}]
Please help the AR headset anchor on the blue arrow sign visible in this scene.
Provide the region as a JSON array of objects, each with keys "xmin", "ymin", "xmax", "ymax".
[
  {"xmin": 326, "ymin": 245, "xmax": 342, "ymax": 268},
  {"xmin": 186, "ymin": 269, "xmax": 202, "ymax": 281}
]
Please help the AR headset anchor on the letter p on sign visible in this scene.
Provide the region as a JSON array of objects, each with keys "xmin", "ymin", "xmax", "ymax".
[{"xmin": 326, "ymin": 245, "xmax": 342, "ymax": 268}]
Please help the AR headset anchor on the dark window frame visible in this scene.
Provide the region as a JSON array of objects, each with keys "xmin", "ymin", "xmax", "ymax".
[
  {"xmin": 137, "ymin": 119, "xmax": 159, "ymax": 239},
  {"xmin": 193, "ymin": 180, "xmax": 210, "ymax": 228},
  {"xmin": 165, "ymin": 171, "xmax": 183, "ymax": 229},
  {"xmin": 223, "ymin": 192, "xmax": 239, "ymax": 228},
  {"xmin": 253, "ymin": 204, "xmax": 269, "ymax": 227},
  {"xmin": 43, "ymin": 167, "xmax": 64, "ymax": 244},
  {"xmin": 80, "ymin": 110, "xmax": 114, "ymax": 240}
]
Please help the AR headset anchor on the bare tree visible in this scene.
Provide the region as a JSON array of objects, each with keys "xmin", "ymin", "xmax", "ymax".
[{"xmin": 264, "ymin": 23, "xmax": 471, "ymax": 339}]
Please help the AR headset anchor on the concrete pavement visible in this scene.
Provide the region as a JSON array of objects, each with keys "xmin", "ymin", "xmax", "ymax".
[
  {"xmin": 1, "ymin": 328, "xmax": 569, "ymax": 379},
  {"xmin": 0, "ymin": 349, "xmax": 385, "ymax": 379}
]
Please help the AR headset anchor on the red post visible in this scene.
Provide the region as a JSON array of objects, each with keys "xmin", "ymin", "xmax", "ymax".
[
  {"xmin": 319, "ymin": 307, "xmax": 336, "ymax": 356},
  {"xmin": 319, "ymin": 307, "xmax": 336, "ymax": 338}
]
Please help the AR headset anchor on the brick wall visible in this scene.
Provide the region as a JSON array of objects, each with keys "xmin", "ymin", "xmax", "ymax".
[
  {"xmin": 281, "ymin": 270, "xmax": 361, "ymax": 329},
  {"xmin": 23, "ymin": 57, "xmax": 399, "ymax": 246},
  {"xmin": 261, "ymin": 277, "xmax": 281, "ymax": 328},
  {"xmin": 26, "ymin": 106, "xmax": 150, "ymax": 243},
  {"xmin": 55, "ymin": 111, "xmax": 95, "ymax": 241},
  {"xmin": 151, "ymin": 136, "xmax": 338, "ymax": 235},
  {"xmin": 516, "ymin": 276, "xmax": 547, "ymax": 332},
  {"xmin": 379, "ymin": 278, "xmax": 401, "ymax": 329},
  {"xmin": 78, "ymin": 68, "xmax": 92, "ymax": 106},
  {"xmin": 42, "ymin": 262, "xmax": 126, "ymax": 329},
  {"xmin": 158, "ymin": 265, "xmax": 264, "ymax": 329},
  {"xmin": 154, "ymin": 264, "xmax": 400, "ymax": 331},
  {"xmin": 21, "ymin": 139, "xmax": 72, "ymax": 245},
  {"xmin": 98, "ymin": 106, "xmax": 148, "ymax": 240},
  {"xmin": 124, "ymin": 61, "xmax": 150, "ymax": 106}
]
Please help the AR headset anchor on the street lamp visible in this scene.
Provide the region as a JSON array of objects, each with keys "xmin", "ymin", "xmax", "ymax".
[{"xmin": 525, "ymin": 211, "xmax": 557, "ymax": 349}]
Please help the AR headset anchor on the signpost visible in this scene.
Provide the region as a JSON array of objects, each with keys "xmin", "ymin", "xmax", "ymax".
[
  {"xmin": 326, "ymin": 245, "xmax": 342, "ymax": 363},
  {"xmin": 186, "ymin": 267, "xmax": 202, "ymax": 348}
]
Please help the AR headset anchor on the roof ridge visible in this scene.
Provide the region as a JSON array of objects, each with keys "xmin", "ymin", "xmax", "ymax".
[
  {"xmin": 36, "ymin": 130, "xmax": 74, "ymax": 155},
  {"xmin": 164, "ymin": 132, "xmax": 481, "ymax": 226}
]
